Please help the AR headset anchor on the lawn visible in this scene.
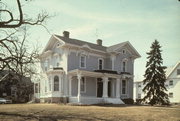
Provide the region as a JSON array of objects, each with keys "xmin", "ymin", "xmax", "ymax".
[{"xmin": 0, "ymin": 104, "xmax": 180, "ymax": 121}]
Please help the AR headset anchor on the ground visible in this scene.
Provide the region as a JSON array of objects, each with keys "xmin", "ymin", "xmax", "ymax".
[{"xmin": 0, "ymin": 104, "xmax": 180, "ymax": 121}]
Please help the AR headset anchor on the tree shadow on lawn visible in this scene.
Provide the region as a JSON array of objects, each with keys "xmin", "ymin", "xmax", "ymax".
[{"xmin": 0, "ymin": 112, "xmax": 110, "ymax": 121}]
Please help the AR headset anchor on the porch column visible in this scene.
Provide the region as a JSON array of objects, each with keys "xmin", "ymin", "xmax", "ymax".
[
  {"xmin": 116, "ymin": 78, "xmax": 120, "ymax": 98},
  {"xmin": 102, "ymin": 77, "xmax": 109, "ymax": 98},
  {"xmin": 77, "ymin": 74, "xmax": 81, "ymax": 103},
  {"xmin": 68, "ymin": 76, "xmax": 72, "ymax": 96}
]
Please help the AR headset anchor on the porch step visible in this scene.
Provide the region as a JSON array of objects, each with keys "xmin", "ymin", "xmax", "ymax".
[{"xmin": 104, "ymin": 98, "xmax": 124, "ymax": 104}]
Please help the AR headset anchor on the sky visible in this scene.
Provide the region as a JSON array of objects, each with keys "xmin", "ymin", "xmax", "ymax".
[{"xmin": 4, "ymin": 0, "xmax": 180, "ymax": 81}]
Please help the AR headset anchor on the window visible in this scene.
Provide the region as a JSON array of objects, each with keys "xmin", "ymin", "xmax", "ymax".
[
  {"xmin": 49, "ymin": 78, "xmax": 51, "ymax": 91},
  {"xmin": 80, "ymin": 55, "xmax": 86, "ymax": 68},
  {"xmin": 80, "ymin": 77, "xmax": 86, "ymax": 92},
  {"xmin": 138, "ymin": 84, "xmax": 141, "ymax": 88},
  {"xmin": 98, "ymin": 58, "xmax": 103, "ymax": 70},
  {"xmin": 54, "ymin": 76, "xmax": 59, "ymax": 91},
  {"xmin": 169, "ymin": 93, "xmax": 173, "ymax": 98},
  {"xmin": 122, "ymin": 61, "xmax": 126, "ymax": 72},
  {"xmin": 169, "ymin": 80, "xmax": 173, "ymax": 86},
  {"xmin": 122, "ymin": 80, "xmax": 127, "ymax": 94},
  {"xmin": 35, "ymin": 83, "xmax": 39, "ymax": 93},
  {"xmin": 138, "ymin": 94, "xmax": 141, "ymax": 99},
  {"xmin": 57, "ymin": 62, "xmax": 59, "ymax": 67},
  {"xmin": 177, "ymin": 69, "xmax": 180, "ymax": 75},
  {"xmin": 122, "ymin": 49, "xmax": 126, "ymax": 54}
]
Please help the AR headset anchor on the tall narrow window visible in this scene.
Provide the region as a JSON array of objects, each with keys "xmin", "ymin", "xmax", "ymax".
[
  {"xmin": 80, "ymin": 55, "xmax": 86, "ymax": 68},
  {"xmin": 35, "ymin": 83, "xmax": 38, "ymax": 93},
  {"xmin": 122, "ymin": 61, "xmax": 126, "ymax": 72},
  {"xmin": 54, "ymin": 76, "xmax": 59, "ymax": 91},
  {"xmin": 80, "ymin": 77, "xmax": 86, "ymax": 92},
  {"xmin": 122, "ymin": 80, "xmax": 126, "ymax": 94},
  {"xmin": 98, "ymin": 58, "xmax": 103, "ymax": 70}
]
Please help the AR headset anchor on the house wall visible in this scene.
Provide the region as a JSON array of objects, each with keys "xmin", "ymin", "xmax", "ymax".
[
  {"xmin": 165, "ymin": 64, "xmax": 180, "ymax": 103},
  {"xmin": 114, "ymin": 50, "xmax": 134, "ymax": 74},
  {"xmin": 166, "ymin": 79, "xmax": 180, "ymax": 103},
  {"xmin": 68, "ymin": 52, "xmax": 108, "ymax": 71}
]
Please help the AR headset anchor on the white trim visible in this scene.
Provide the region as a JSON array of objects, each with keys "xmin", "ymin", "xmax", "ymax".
[
  {"xmin": 167, "ymin": 61, "xmax": 180, "ymax": 78},
  {"xmin": 98, "ymin": 58, "xmax": 104, "ymax": 70},
  {"xmin": 79, "ymin": 55, "xmax": 86, "ymax": 69}
]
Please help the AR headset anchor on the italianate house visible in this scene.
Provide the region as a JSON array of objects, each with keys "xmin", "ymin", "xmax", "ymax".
[{"xmin": 35, "ymin": 31, "xmax": 141, "ymax": 104}]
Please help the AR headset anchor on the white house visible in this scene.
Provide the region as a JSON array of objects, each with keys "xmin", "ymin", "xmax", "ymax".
[
  {"xmin": 134, "ymin": 61, "xmax": 180, "ymax": 103},
  {"xmin": 35, "ymin": 31, "xmax": 141, "ymax": 104}
]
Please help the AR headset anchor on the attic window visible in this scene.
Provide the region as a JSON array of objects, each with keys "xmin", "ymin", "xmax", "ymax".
[
  {"xmin": 122, "ymin": 49, "xmax": 126, "ymax": 54},
  {"xmin": 57, "ymin": 43, "xmax": 60, "ymax": 47}
]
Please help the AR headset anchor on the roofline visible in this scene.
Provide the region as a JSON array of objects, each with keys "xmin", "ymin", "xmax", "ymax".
[
  {"xmin": 166, "ymin": 61, "xmax": 180, "ymax": 78},
  {"xmin": 125, "ymin": 41, "xmax": 141, "ymax": 58},
  {"xmin": 107, "ymin": 41, "xmax": 141, "ymax": 58},
  {"xmin": 41, "ymin": 34, "xmax": 66, "ymax": 54}
]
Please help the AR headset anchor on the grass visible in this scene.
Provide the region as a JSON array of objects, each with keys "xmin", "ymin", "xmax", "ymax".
[{"xmin": 0, "ymin": 104, "xmax": 180, "ymax": 121}]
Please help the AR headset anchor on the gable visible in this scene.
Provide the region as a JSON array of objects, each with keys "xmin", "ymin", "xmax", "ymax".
[
  {"xmin": 167, "ymin": 62, "xmax": 180, "ymax": 79},
  {"xmin": 107, "ymin": 41, "xmax": 141, "ymax": 58},
  {"xmin": 42, "ymin": 35, "xmax": 65, "ymax": 53}
]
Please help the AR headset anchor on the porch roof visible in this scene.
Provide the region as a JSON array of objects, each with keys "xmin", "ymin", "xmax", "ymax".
[{"xmin": 68, "ymin": 69, "xmax": 121, "ymax": 78}]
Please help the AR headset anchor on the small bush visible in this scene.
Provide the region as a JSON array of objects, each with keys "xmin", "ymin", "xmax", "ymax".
[
  {"xmin": 136, "ymin": 99, "xmax": 143, "ymax": 104},
  {"xmin": 122, "ymin": 98, "xmax": 134, "ymax": 104}
]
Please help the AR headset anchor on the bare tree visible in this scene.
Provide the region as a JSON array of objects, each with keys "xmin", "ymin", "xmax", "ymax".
[{"xmin": 0, "ymin": 0, "xmax": 50, "ymax": 77}]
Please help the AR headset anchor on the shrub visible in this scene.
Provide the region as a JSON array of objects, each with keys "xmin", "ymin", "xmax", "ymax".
[{"xmin": 122, "ymin": 98, "xmax": 134, "ymax": 104}]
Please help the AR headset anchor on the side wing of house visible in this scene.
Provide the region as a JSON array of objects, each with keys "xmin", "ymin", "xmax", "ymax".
[{"xmin": 165, "ymin": 62, "xmax": 180, "ymax": 103}]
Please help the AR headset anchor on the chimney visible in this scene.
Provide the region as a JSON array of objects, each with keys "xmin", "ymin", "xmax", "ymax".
[
  {"xmin": 97, "ymin": 39, "xmax": 102, "ymax": 46},
  {"xmin": 63, "ymin": 31, "xmax": 70, "ymax": 38}
]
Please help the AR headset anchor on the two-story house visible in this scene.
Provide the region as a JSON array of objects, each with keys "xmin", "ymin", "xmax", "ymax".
[
  {"xmin": 36, "ymin": 31, "xmax": 141, "ymax": 104},
  {"xmin": 134, "ymin": 61, "xmax": 180, "ymax": 103}
]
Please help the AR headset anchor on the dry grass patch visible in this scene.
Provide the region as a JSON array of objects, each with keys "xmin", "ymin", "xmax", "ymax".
[{"xmin": 0, "ymin": 104, "xmax": 179, "ymax": 121}]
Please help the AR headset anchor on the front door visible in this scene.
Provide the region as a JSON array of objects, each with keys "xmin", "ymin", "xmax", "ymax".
[
  {"xmin": 97, "ymin": 78, "xmax": 103, "ymax": 97},
  {"xmin": 108, "ymin": 81, "xmax": 111, "ymax": 97}
]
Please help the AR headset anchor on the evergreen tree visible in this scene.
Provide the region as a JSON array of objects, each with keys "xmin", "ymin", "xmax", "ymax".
[{"xmin": 142, "ymin": 40, "xmax": 169, "ymax": 105}]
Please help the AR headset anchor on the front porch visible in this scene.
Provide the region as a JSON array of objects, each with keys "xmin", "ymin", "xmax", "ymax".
[{"xmin": 68, "ymin": 69, "xmax": 133, "ymax": 104}]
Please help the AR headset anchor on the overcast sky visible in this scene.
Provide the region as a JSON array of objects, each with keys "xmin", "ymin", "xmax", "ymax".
[{"xmin": 5, "ymin": 0, "xmax": 180, "ymax": 81}]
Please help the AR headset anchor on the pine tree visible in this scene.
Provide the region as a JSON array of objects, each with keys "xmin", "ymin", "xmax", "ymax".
[{"xmin": 142, "ymin": 40, "xmax": 169, "ymax": 105}]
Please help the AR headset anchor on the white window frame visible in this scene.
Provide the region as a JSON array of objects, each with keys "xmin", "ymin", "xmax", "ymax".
[
  {"xmin": 122, "ymin": 60, "xmax": 127, "ymax": 72},
  {"xmin": 80, "ymin": 55, "xmax": 86, "ymax": 68},
  {"xmin": 138, "ymin": 93, "xmax": 141, "ymax": 99},
  {"xmin": 98, "ymin": 58, "xmax": 104, "ymax": 70},
  {"xmin": 54, "ymin": 75, "xmax": 59, "ymax": 91},
  {"xmin": 121, "ymin": 80, "xmax": 127, "ymax": 95},
  {"xmin": 80, "ymin": 77, "xmax": 86, "ymax": 93},
  {"xmin": 169, "ymin": 80, "xmax": 173, "ymax": 86},
  {"xmin": 169, "ymin": 92, "xmax": 173, "ymax": 98}
]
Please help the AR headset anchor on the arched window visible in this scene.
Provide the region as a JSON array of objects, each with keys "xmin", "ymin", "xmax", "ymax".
[{"xmin": 54, "ymin": 76, "xmax": 59, "ymax": 91}]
